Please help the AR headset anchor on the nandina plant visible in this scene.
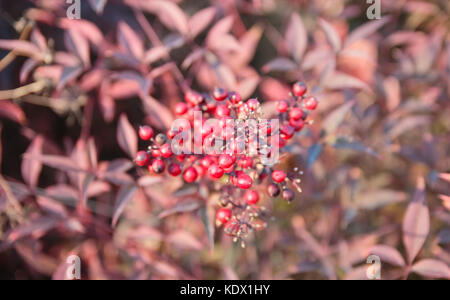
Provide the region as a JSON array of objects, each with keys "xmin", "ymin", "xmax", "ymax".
[{"xmin": 134, "ymin": 84, "xmax": 318, "ymax": 246}]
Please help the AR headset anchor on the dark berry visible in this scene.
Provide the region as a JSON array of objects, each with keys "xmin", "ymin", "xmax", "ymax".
[
  {"xmin": 155, "ymin": 133, "xmax": 167, "ymax": 145},
  {"xmin": 280, "ymin": 124, "xmax": 295, "ymax": 140},
  {"xmin": 168, "ymin": 163, "xmax": 182, "ymax": 176},
  {"xmin": 267, "ymin": 183, "xmax": 281, "ymax": 197},
  {"xmin": 282, "ymin": 188, "xmax": 295, "ymax": 202}
]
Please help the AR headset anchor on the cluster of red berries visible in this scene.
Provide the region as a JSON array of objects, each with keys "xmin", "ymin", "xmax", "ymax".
[{"xmin": 135, "ymin": 82, "xmax": 318, "ymax": 245}]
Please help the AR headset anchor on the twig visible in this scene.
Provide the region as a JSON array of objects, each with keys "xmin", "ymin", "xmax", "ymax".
[
  {"xmin": 0, "ymin": 21, "xmax": 33, "ymax": 72},
  {"xmin": 0, "ymin": 80, "xmax": 46, "ymax": 100},
  {"xmin": 0, "ymin": 175, "xmax": 24, "ymax": 223}
]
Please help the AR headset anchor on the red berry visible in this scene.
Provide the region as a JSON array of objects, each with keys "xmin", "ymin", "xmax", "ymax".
[
  {"xmin": 208, "ymin": 164, "xmax": 224, "ymax": 179},
  {"xmin": 272, "ymin": 170, "xmax": 286, "ymax": 183},
  {"xmin": 213, "ymin": 87, "xmax": 228, "ymax": 101},
  {"xmin": 247, "ymin": 98, "xmax": 259, "ymax": 111},
  {"xmin": 139, "ymin": 126, "xmax": 154, "ymax": 141},
  {"xmin": 267, "ymin": 183, "xmax": 281, "ymax": 197},
  {"xmin": 277, "ymin": 100, "xmax": 289, "ymax": 113},
  {"xmin": 292, "ymin": 81, "xmax": 307, "ymax": 97},
  {"xmin": 135, "ymin": 151, "xmax": 150, "ymax": 167},
  {"xmin": 174, "ymin": 102, "xmax": 188, "ymax": 115},
  {"xmin": 216, "ymin": 104, "xmax": 231, "ymax": 117},
  {"xmin": 244, "ymin": 190, "xmax": 259, "ymax": 205},
  {"xmin": 168, "ymin": 163, "xmax": 182, "ymax": 176},
  {"xmin": 236, "ymin": 173, "xmax": 253, "ymax": 189},
  {"xmin": 304, "ymin": 96, "xmax": 318, "ymax": 110},
  {"xmin": 218, "ymin": 154, "xmax": 236, "ymax": 169},
  {"xmin": 289, "ymin": 107, "xmax": 303, "ymax": 120},
  {"xmin": 280, "ymin": 124, "xmax": 295, "ymax": 140},
  {"xmin": 185, "ymin": 90, "xmax": 203, "ymax": 106},
  {"xmin": 160, "ymin": 144, "xmax": 173, "ymax": 158},
  {"xmin": 289, "ymin": 118, "xmax": 305, "ymax": 132},
  {"xmin": 216, "ymin": 208, "xmax": 232, "ymax": 225},
  {"xmin": 200, "ymin": 156, "xmax": 214, "ymax": 168},
  {"xmin": 183, "ymin": 166, "xmax": 198, "ymax": 183},
  {"xmin": 151, "ymin": 149, "xmax": 161, "ymax": 158},
  {"xmin": 228, "ymin": 91, "xmax": 241, "ymax": 104},
  {"xmin": 151, "ymin": 159, "xmax": 165, "ymax": 174}
]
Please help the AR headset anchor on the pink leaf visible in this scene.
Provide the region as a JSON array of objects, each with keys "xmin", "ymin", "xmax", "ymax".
[
  {"xmin": 189, "ymin": 7, "xmax": 216, "ymax": 39},
  {"xmin": 117, "ymin": 114, "xmax": 138, "ymax": 158},
  {"xmin": 141, "ymin": 95, "xmax": 174, "ymax": 130},
  {"xmin": 21, "ymin": 135, "xmax": 44, "ymax": 187},
  {"xmin": 370, "ymin": 245, "xmax": 406, "ymax": 267},
  {"xmin": 0, "ymin": 40, "xmax": 43, "ymax": 60},
  {"xmin": 285, "ymin": 13, "xmax": 307, "ymax": 63},
  {"xmin": 318, "ymin": 19, "xmax": 341, "ymax": 52},
  {"xmin": 412, "ymin": 259, "xmax": 450, "ymax": 279},
  {"xmin": 206, "ymin": 16, "xmax": 234, "ymax": 49},
  {"xmin": 64, "ymin": 29, "xmax": 90, "ymax": 67},
  {"xmin": 112, "ymin": 184, "xmax": 138, "ymax": 227},
  {"xmin": 4, "ymin": 217, "xmax": 60, "ymax": 244},
  {"xmin": 262, "ymin": 57, "xmax": 297, "ymax": 73},
  {"xmin": 31, "ymin": 28, "xmax": 48, "ymax": 52},
  {"xmin": 0, "ymin": 101, "xmax": 26, "ymax": 124},
  {"xmin": 23, "ymin": 154, "xmax": 87, "ymax": 173},
  {"xmin": 345, "ymin": 17, "xmax": 391, "ymax": 47},
  {"xmin": 402, "ymin": 177, "xmax": 429, "ymax": 264},
  {"xmin": 117, "ymin": 21, "xmax": 144, "ymax": 60},
  {"xmin": 20, "ymin": 59, "xmax": 39, "ymax": 83}
]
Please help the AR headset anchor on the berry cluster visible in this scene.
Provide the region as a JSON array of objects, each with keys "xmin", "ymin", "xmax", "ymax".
[{"xmin": 135, "ymin": 82, "xmax": 318, "ymax": 246}]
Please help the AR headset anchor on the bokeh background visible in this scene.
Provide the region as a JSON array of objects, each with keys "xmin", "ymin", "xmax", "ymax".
[{"xmin": 0, "ymin": 0, "xmax": 449, "ymax": 280}]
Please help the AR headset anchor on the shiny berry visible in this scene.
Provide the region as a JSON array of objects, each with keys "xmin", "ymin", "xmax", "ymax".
[
  {"xmin": 280, "ymin": 124, "xmax": 295, "ymax": 140},
  {"xmin": 200, "ymin": 156, "xmax": 214, "ymax": 168},
  {"xmin": 151, "ymin": 159, "xmax": 165, "ymax": 174},
  {"xmin": 272, "ymin": 170, "xmax": 286, "ymax": 183},
  {"xmin": 155, "ymin": 133, "xmax": 167, "ymax": 145},
  {"xmin": 151, "ymin": 149, "xmax": 161, "ymax": 158},
  {"xmin": 236, "ymin": 173, "xmax": 253, "ymax": 189},
  {"xmin": 216, "ymin": 104, "xmax": 231, "ymax": 117},
  {"xmin": 247, "ymin": 98, "xmax": 259, "ymax": 111},
  {"xmin": 135, "ymin": 151, "xmax": 150, "ymax": 167},
  {"xmin": 168, "ymin": 163, "xmax": 182, "ymax": 176},
  {"xmin": 160, "ymin": 144, "xmax": 173, "ymax": 158},
  {"xmin": 139, "ymin": 126, "xmax": 154, "ymax": 141},
  {"xmin": 292, "ymin": 81, "xmax": 307, "ymax": 97},
  {"xmin": 304, "ymin": 96, "xmax": 318, "ymax": 110},
  {"xmin": 277, "ymin": 100, "xmax": 289, "ymax": 113},
  {"xmin": 244, "ymin": 190, "xmax": 259, "ymax": 205},
  {"xmin": 267, "ymin": 183, "xmax": 281, "ymax": 197},
  {"xmin": 208, "ymin": 164, "xmax": 224, "ymax": 179},
  {"xmin": 289, "ymin": 107, "xmax": 303, "ymax": 120},
  {"xmin": 183, "ymin": 166, "xmax": 198, "ymax": 183},
  {"xmin": 216, "ymin": 208, "xmax": 232, "ymax": 225},
  {"xmin": 218, "ymin": 154, "xmax": 236, "ymax": 169},
  {"xmin": 282, "ymin": 188, "xmax": 295, "ymax": 202},
  {"xmin": 174, "ymin": 103, "xmax": 188, "ymax": 115},
  {"xmin": 213, "ymin": 87, "xmax": 228, "ymax": 101},
  {"xmin": 289, "ymin": 118, "xmax": 305, "ymax": 132}
]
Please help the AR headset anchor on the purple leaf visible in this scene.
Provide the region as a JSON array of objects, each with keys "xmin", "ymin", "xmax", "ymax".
[
  {"xmin": 23, "ymin": 154, "xmax": 87, "ymax": 173},
  {"xmin": 21, "ymin": 135, "xmax": 44, "ymax": 187},
  {"xmin": 412, "ymin": 259, "xmax": 450, "ymax": 279},
  {"xmin": 88, "ymin": 0, "xmax": 108, "ymax": 14},
  {"xmin": 318, "ymin": 19, "xmax": 341, "ymax": 53},
  {"xmin": 64, "ymin": 28, "xmax": 90, "ymax": 67},
  {"xmin": 262, "ymin": 57, "xmax": 297, "ymax": 73},
  {"xmin": 402, "ymin": 177, "xmax": 429, "ymax": 264},
  {"xmin": 112, "ymin": 184, "xmax": 138, "ymax": 227},
  {"xmin": 345, "ymin": 17, "xmax": 391, "ymax": 47},
  {"xmin": 370, "ymin": 245, "xmax": 406, "ymax": 267},
  {"xmin": 189, "ymin": 7, "xmax": 216, "ymax": 39},
  {"xmin": 117, "ymin": 21, "xmax": 144, "ymax": 60},
  {"xmin": 117, "ymin": 114, "xmax": 138, "ymax": 158},
  {"xmin": 285, "ymin": 13, "xmax": 307, "ymax": 63}
]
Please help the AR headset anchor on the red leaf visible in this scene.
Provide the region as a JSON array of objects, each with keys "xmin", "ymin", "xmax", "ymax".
[
  {"xmin": 117, "ymin": 114, "xmax": 137, "ymax": 158},
  {"xmin": 21, "ymin": 135, "xmax": 44, "ymax": 187},
  {"xmin": 112, "ymin": 184, "xmax": 138, "ymax": 227},
  {"xmin": 402, "ymin": 177, "xmax": 429, "ymax": 264},
  {"xmin": 412, "ymin": 259, "xmax": 450, "ymax": 279},
  {"xmin": 189, "ymin": 7, "xmax": 216, "ymax": 39},
  {"xmin": 285, "ymin": 13, "xmax": 307, "ymax": 63},
  {"xmin": 117, "ymin": 21, "xmax": 144, "ymax": 60},
  {"xmin": 370, "ymin": 245, "xmax": 406, "ymax": 267},
  {"xmin": 318, "ymin": 19, "xmax": 341, "ymax": 52},
  {"xmin": 0, "ymin": 101, "xmax": 26, "ymax": 124}
]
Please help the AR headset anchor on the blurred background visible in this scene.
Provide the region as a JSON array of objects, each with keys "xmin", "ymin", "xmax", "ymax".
[{"xmin": 0, "ymin": 0, "xmax": 449, "ymax": 280}]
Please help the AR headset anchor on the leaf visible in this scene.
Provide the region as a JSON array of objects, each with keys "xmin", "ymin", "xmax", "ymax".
[
  {"xmin": 324, "ymin": 72, "xmax": 371, "ymax": 91},
  {"xmin": 4, "ymin": 217, "xmax": 60, "ymax": 245},
  {"xmin": 141, "ymin": 95, "xmax": 174, "ymax": 130},
  {"xmin": 200, "ymin": 205, "xmax": 215, "ymax": 253},
  {"xmin": 23, "ymin": 154, "xmax": 87, "ymax": 173},
  {"xmin": 21, "ymin": 135, "xmax": 44, "ymax": 187},
  {"xmin": 402, "ymin": 177, "xmax": 429, "ymax": 264},
  {"xmin": 322, "ymin": 101, "xmax": 355, "ymax": 135},
  {"xmin": 158, "ymin": 199, "xmax": 203, "ymax": 219},
  {"xmin": 88, "ymin": 0, "xmax": 108, "ymax": 14},
  {"xmin": 356, "ymin": 190, "xmax": 407, "ymax": 210},
  {"xmin": 388, "ymin": 116, "xmax": 431, "ymax": 139},
  {"xmin": 333, "ymin": 137, "xmax": 379, "ymax": 158},
  {"xmin": 117, "ymin": 114, "xmax": 138, "ymax": 158},
  {"xmin": 0, "ymin": 40, "xmax": 43, "ymax": 60},
  {"xmin": 318, "ymin": 19, "xmax": 341, "ymax": 52},
  {"xmin": 369, "ymin": 245, "xmax": 406, "ymax": 267},
  {"xmin": 117, "ymin": 21, "xmax": 144, "ymax": 60},
  {"xmin": 307, "ymin": 143, "xmax": 323, "ymax": 169},
  {"xmin": 206, "ymin": 16, "xmax": 234, "ymax": 49},
  {"xmin": 345, "ymin": 17, "xmax": 391, "ymax": 47},
  {"xmin": 262, "ymin": 57, "xmax": 297, "ymax": 73},
  {"xmin": 112, "ymin": 184, "xmax": 137, "ymax": 227},
  {"xmin": 285, "ymin": 13, "xmax": 307, "ymax": 63},
  {"xmin": 167, "ymin": 230, "xmax": 204, "ymax": 251},
  {"xmin": 20, "ymin": 58, "xmax": 39, "ymax": 83},
  {"xmin": 189, "ymin": 7, "xmax": 216, "ymax": 39},
  {"xmin": 0, "ymin": 101, "xmax": 26, "ymax": 124},
  {"xmin": 57, "ymin": 65, "xmax": 83, "ymax": 90},
  {"xmin": 138, "ymin": 0, "xmax": 189, "ymax": 35},
  {"xmin": 412, "ymin": 259, "xmax": 450, "ymax": 279},
  {"xmin": 64, "ymin": 28, "xmax": 90, "ymax": 67}
]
